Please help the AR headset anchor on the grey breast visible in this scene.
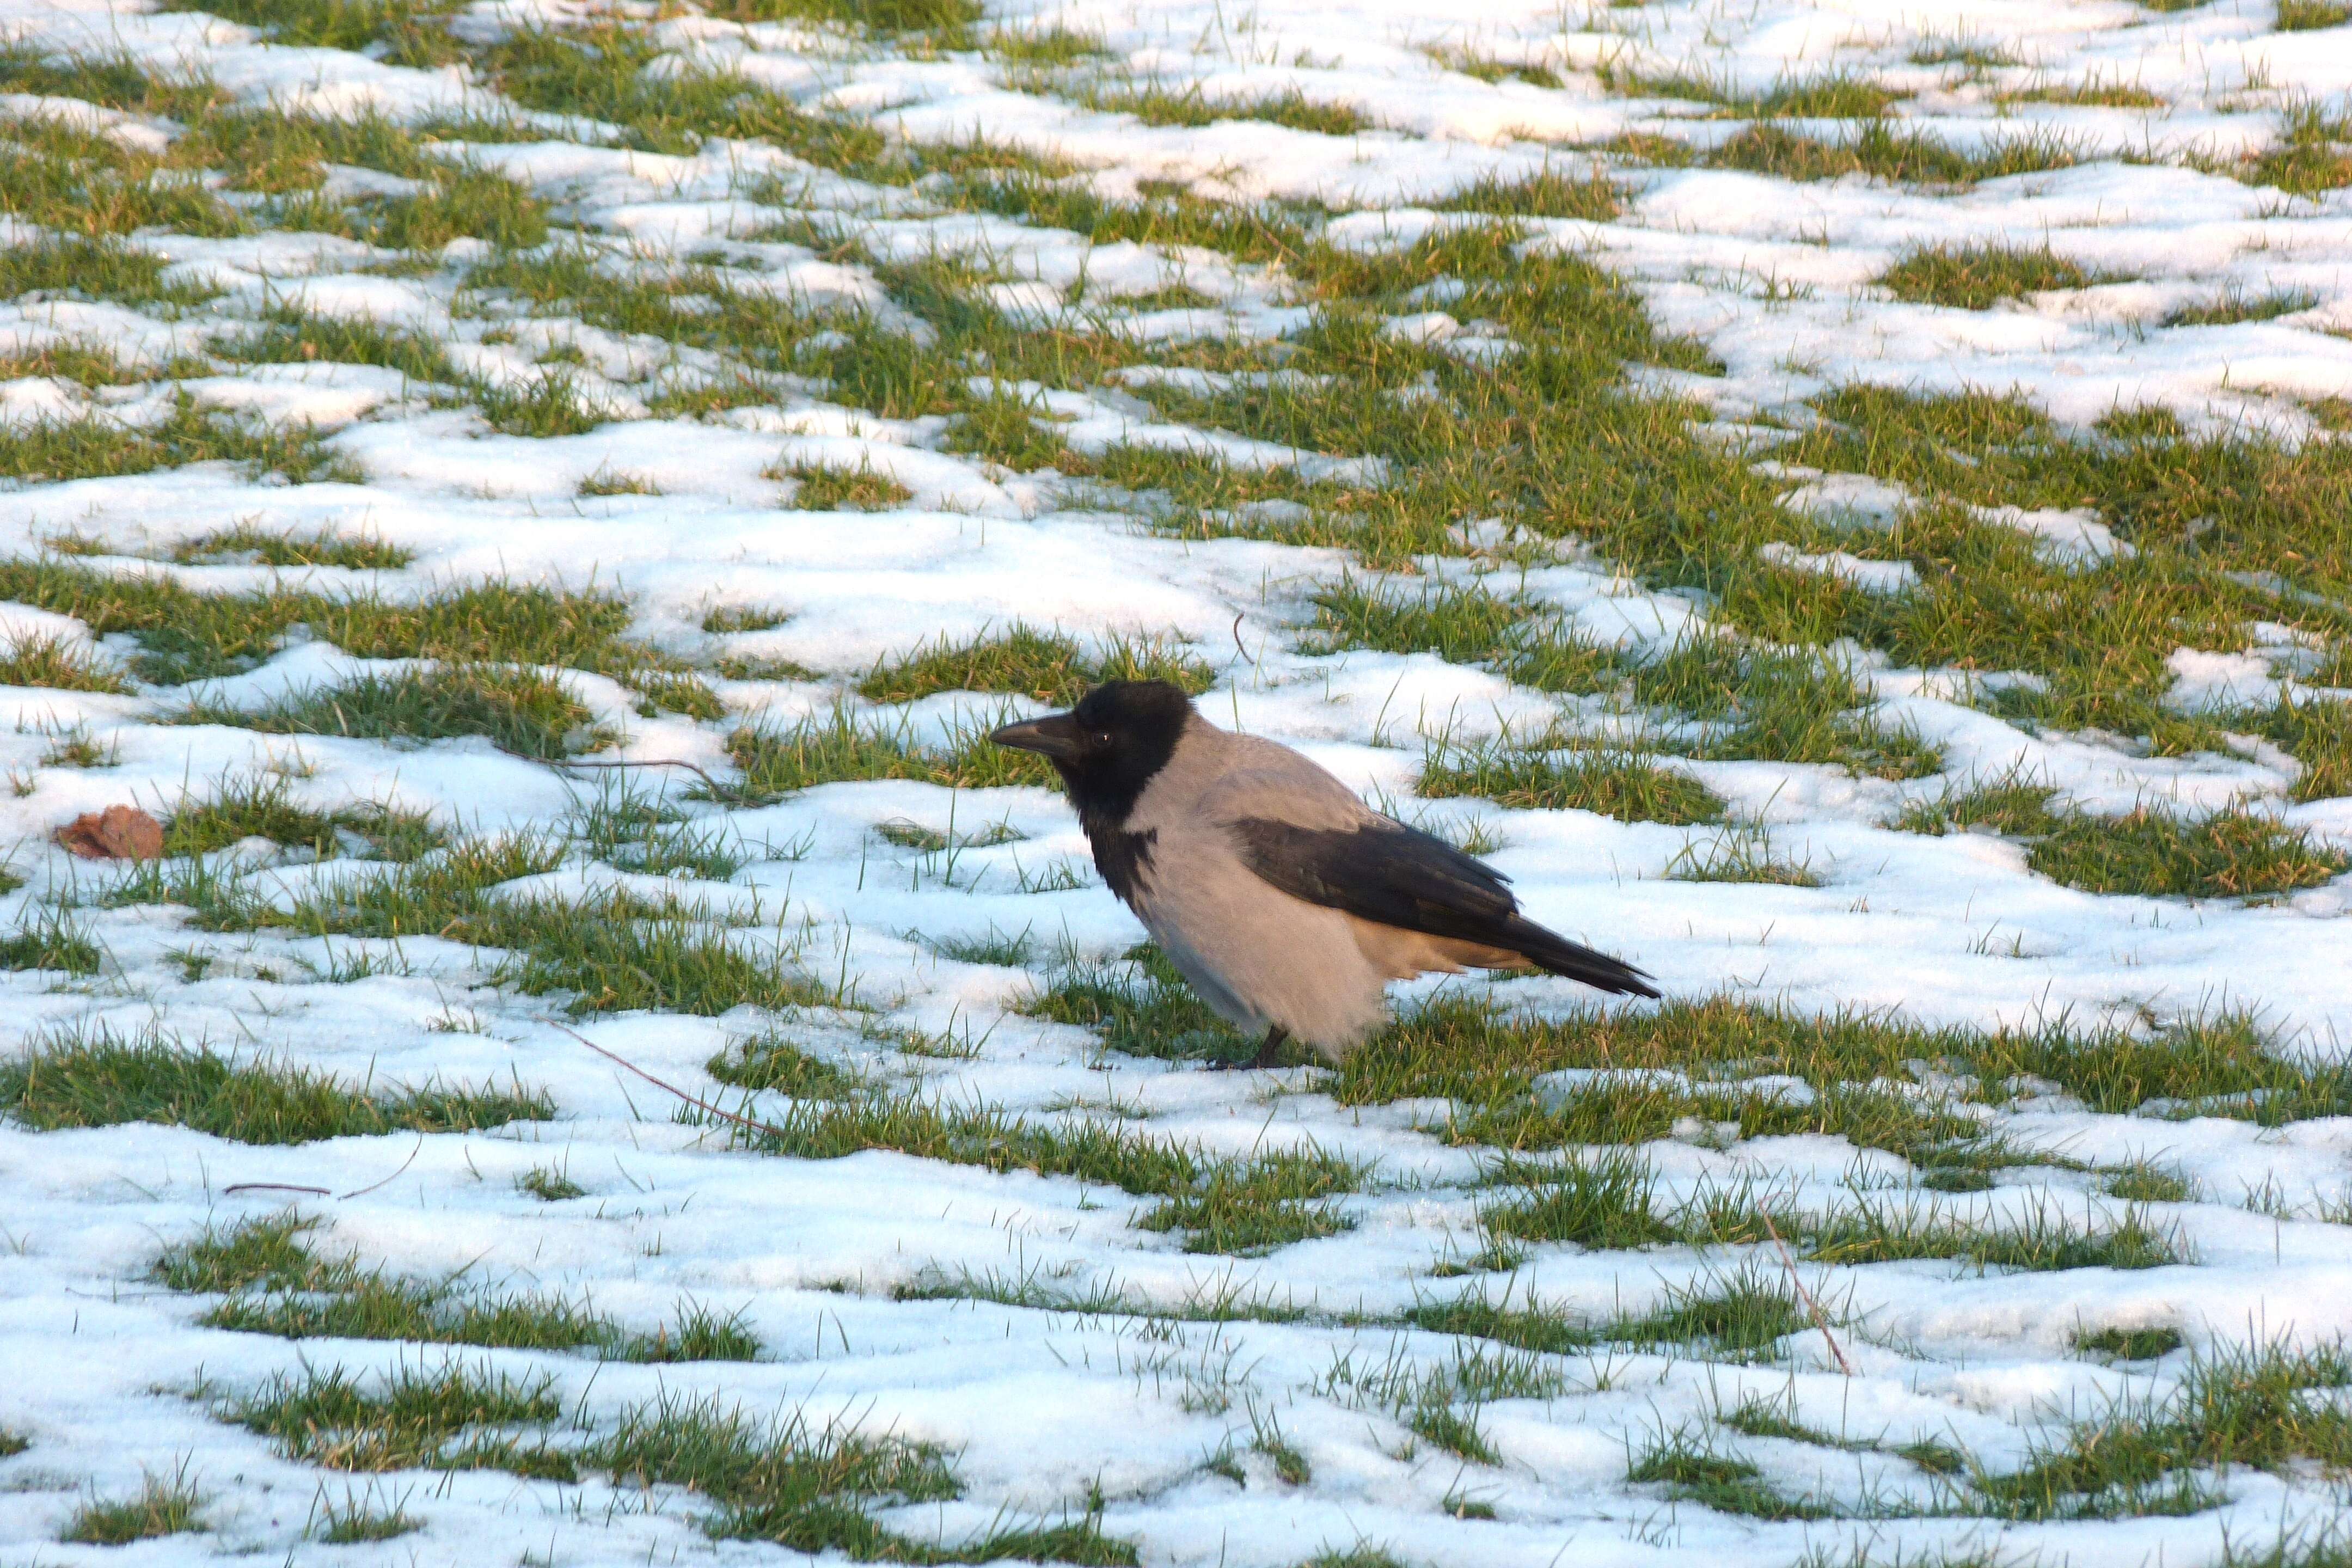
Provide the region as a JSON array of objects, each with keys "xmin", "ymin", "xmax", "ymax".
[{"xmin": 1114, "ymin": 717, "xmax": 1399, "ymax": 1048}]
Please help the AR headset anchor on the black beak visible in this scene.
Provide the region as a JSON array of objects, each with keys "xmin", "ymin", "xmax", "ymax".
[{"xmin": 989, "ymin": 712, "xmax": 1086, "ymax": 762}]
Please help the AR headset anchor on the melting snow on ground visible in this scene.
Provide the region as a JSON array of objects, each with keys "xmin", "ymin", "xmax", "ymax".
[{"xmin": 2, "ymin": 0, "xmax": 2352, "ymax": 1564}]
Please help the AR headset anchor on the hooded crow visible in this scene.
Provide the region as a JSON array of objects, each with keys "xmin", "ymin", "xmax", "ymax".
[{"xmin": 991, "ymin": 680, "xmax": 1659, "ymax": 1067}]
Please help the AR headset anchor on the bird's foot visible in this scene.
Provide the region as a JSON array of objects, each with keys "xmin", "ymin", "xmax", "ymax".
[{"xmin": 1203, "ymin": 1026, "xmax": 1292, "ymax": 1071}]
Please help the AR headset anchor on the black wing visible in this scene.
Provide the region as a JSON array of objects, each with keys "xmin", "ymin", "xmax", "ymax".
[{"xmin": 1227, "ymin": 817, "xmax": 1660, "ymax": 997}]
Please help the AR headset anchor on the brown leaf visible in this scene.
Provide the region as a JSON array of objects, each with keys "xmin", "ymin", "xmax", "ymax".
[{"xmin": 54, "ymin": 805, "xmax": 164, "ymax": 861}]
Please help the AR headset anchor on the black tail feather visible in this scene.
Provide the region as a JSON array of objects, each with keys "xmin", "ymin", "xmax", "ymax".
[{"xmin": 1502, "ymin": 916, "xmax": 1661, "ymax": 999}]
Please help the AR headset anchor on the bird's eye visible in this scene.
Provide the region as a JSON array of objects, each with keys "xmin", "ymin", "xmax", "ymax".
[{"xmin": 1091, "ymin": 729, "xmax": 1114, "ymax": 747}]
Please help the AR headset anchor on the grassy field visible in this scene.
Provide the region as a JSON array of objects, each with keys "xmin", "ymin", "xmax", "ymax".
[{"xmin": 3, "ymin": 0, "xmax": 2352, "ymax": 1562}]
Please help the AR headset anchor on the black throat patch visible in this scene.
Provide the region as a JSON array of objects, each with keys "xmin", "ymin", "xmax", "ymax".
[
  {"xmin": 1049, "ymin": 681, "xmax": 1191, "ymax": 906},
  {"xmin": 1083, "ymin": 822, "xmax": 1158, "ymax": 904}
]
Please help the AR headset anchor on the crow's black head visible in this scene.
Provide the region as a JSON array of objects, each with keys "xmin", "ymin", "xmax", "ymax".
[{"xmin": 988, "ymin": 679, "xmax": 1193, "ymax": 824}]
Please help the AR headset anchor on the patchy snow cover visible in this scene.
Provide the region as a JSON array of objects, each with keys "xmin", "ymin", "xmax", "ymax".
[
  {"xmin": 1757, "ymin": 540, "xmax": 1923, "ymax": 594},
  {"xmin": 0, "ymin": 0, "xmax": 2350, "ymax": 1564}
]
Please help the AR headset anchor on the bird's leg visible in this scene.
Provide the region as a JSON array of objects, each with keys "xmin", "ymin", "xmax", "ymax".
[{"xmin": 1251, "ymin": 1024, "xmax": 1290, "ymax": 1070}]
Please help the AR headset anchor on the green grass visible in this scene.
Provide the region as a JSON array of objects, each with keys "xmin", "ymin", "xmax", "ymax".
[
  {"xmin": 168, "ymin": 105, "xmax": 548, "ymax": 248},
  {"xmin": 0, "ymin": 341, "xmax": 152, "ymax": 387},
  {"xmin": 2250, "ymin": 695, "xmax": 2352, "ymax": 803},
  {"xmin": 731, "ymin": 1089, "xmax": 1367, "ymax": 1255},
  {"xmin": 875, "ymin": 818, "xmax": 1021, "ymax": 853},
  {"xmin": 725, "ymin": 705, "xmax": 1058, "ymax": 799},
  {"xmin": 163, "ymin": 773, "xmax": 443, "ymax": 860},
  {"xmin": 706, "ymin": 0, "xmax": 981, "ymax": 32},
  {"xmin": 314, "ymin": 1491, "xmax": 420, "ymax": 1543},
  {"xmin": 0, "ymin": 1022, "xmax": 552, "ymax": 1142},
  {"xmin": 0, "ymin": 47, "xmax": 228, "ymax": 121},
  {"xmin": 1417, "ymin": 742, "xmax": 1726, "ymax": 824},
  {"xmin": 1471, "ymin": 1159, "xmax": 2179, "ymax": 1278},
  {"xmin": 2001, "ymin": 76, "xmax": 2167, "ymax": 108},
  {"xmin": 1983, "ymin": 1341, "xmax": 2352, "ymax": 1519},
  {"xmin": 1756, "ymin": 385, "xmax": 2352, "ymax": 760},
  {"xmin": 0, "ymin": 565, "xmax": 652, "ymax": 685},
  {"xmin": 477, "ymin": 371, "xmax": 610, "ymax": 437},
  {"xmin": 171, "ymin": 523, "xmax": 415, "ymax": 570},
  {"xmin": 1307, "ymin": 585, "xmax": 1931, "ymax": 775},
  {"xmin": 226, "ymin": 130, "xmax": 548, "ymax": 248},
  {"xmin": 3, "ymin": 117, "xmax": 244, "ymax": 239},
  {"xmin": 2163, "ymin": 287, "xmax": 2320, "ymax": 327},
  {"xmin": 2277, "ymin": 0, "xmax": 2352, "ymax": 29},
  {"xmin": 1629, "ymin": 1429, "xmax": 1832, "ymax": 1518},
  {"xmin": 170, "ymin": 106, "xmax": 546, "ymax": 248},
  {"xmin": 1431, "ymin": 45, "xmax": 1565, "ymax": 88},
  {"xmin": 1799, "ymin": 1196, "xmax": 2186, "ymax": 1270},
  {"xmin": 772, "ymin": 461, "xmax": 916, "ymax": 511},
  {"xmin": 175, "ymin": 103, "xmax": 438, "ymax": 188},
  {"xmin": 1904, "ymin": 785, "xmax": 2349, "ymax": 899},
  {"xmin": 157, "ymin": 0, "xmax": 465, "ymax": 64},
  {"xmin": 590, "ymin": 1393, "xmax": 1132, "ymax": 1563},
  {"xmin": 1435, "ymin": 168, "xmax": 1620, "ymax": 220},
  {"xmin": 1879, "ymin": 242, "xmax": 2104, "ymax": 308},
  {"xmin": 860, "ymin": 626, "xmax": 1214, "ymax": 706},
  {"xmin": 1405, "ymin": 1398, "xmax": 1496, "ymax": 1462},
  {"xmin": 1703, "ymin": 121, "xmax": 2080, "ymax": 186},
  {"xmin": 235, "ymin": 1359, "xmax": 1132, "ymax": 1559},
  {"xmin": 1910, "ymin": 36, "xmax": 2023, "ymax": 68},
  {"xmin": 2232, "ymin": 101, "xmax": 2352, "ymax": 194},
  {"xmin": 2078, "ymin": 1325, "xmax": 2185, "ymax": 1359},
  {"xmin": 348, "ymin": 167, "xmax": 549, "ymax": 250},
  {"xmin": 985, "ymin": 23, "xmax": 1109, "ymax": 63},
  {"xmin": 181, "ymin": 664, "xmax": 608, "ymax": 759},
  {"xmin": 226, "ymin": 1361, "xmax": 578, "ymax": 1479},
  {"xmin": 952, "ymin": 171, "xmax": 1316, "ymax": 269},
  {"xmin": 0, "ymin": 396, "xmax": 362, "ymax": 487},
  {"xmin": 1070, "ymin": 77, "xmax": 1372, "ymax": 136},
  {"xmin": 142, "ymin": 825, "xmax": 841, "ymax": 1016},
  {"xmin": 158, "ymin": 1215, "xmax": 762, "ymax": 1361},
  {"xmin": 592, "ymin": 1394, "xmax": 955, "ymax": 1552},
  {"xmin": 36, "ymin": 723, "xmax": 120, "ymax": 769},
  {"xmin": 0, "ymin": 909, "xmax": 103, "ymax": 976},
  {"xmin": 480, "ymin": 24, "xmax": 886, "ymax": 168},
  {"xmin": 1406, "ymin": 1290, "xmax": 1595, "ymax": 1355},
  {"xmin": 1334, "ymin": 993, "xmax": 2352, "ymax": 1137},
  {"xmin": 2035, "ymin": 807, "xmax": 2345, "ymax": 899},
  {"xmin": 925, "ymin": 924, "xmax": 1039, "ymax": 966},
  {"xmin": 1019, "ymin": 946, "xmax": 1257, "ymax": 1064},
  {"xmin": 456, "ymin": 888, "xmax": 837, "ymax": 1015},
  {"xmin": 1615, "ymin": 1270, "xmax": 1811, "ymax": 1357},
  {"xmin": 568, "ymin": 780, "xmax": 748, "ymax": 878},
  {"xmin": 1742, "ymin": 72, "xmax": 1901, "ymax": 118},
  {"xmin": 1717, "ymin": 1392, "xmax": 1863, "ymax": 1450},
  {"xmin": 0, "ymin": 633, "xmax": 127, "ymax": 692},
  {"xmin": 1664, "ymin": 823, "xmax": 1822, "ymax": 886},
  {"xmin": 579, "ymin": 467, "xmax": 664, "ymax": 498},
  {"xmin": 2102, "ymin": 1161, "xmax": 2196, "ymax": 1203},
  {"xmin": 944, "ymin": 389, "xmax": 1090, "ymax": 473},
  {"xmin": 1628, "ymin": 634, "xmax": 1941, "ymax": 776},
  {"xmin": 1134, "ymin": 1154, "xmax": 1359, "ymax": 1254},
  {"xmin": 61, "ymin": 1469, "xmax": 207, "ymax": 1545},
  {"xmin": 1599, "ymin": 66, "xmax": 1897, "ymax": 119},
  {"xmin": 707, "ymin": 1032, "xmax": 868, "ymax": 1098},
  {"xmin": 517, "ymin": 1164, "xmax": 587, "ymax": 1200},
  {"xmin": 1476, "ymin": 1148, "xmax": 1675, "ymax": 1250},
  {"xmin": 703, "ymin": 604, "xmax": 792, "ymax": 635},
  {"xmin": 1301, "ymin": 577, "xmax": 1551, "ymax": 669}
]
